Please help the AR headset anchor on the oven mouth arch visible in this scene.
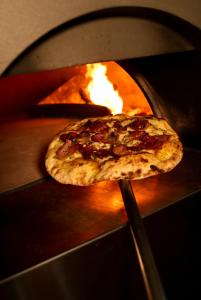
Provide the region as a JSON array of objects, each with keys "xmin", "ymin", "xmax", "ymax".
[{"xmin": 2, "ymin": 5, "xmax": 201, "ymax": 77}]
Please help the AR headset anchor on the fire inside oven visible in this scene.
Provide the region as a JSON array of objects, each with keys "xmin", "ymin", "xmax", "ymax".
[{"xmin": 37, "ymin": 61, "xmax": 151, "ymax": 116}]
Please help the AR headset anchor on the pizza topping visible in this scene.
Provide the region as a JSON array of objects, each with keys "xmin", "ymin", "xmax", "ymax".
[
  {"xmin": 128, "ymin": 118, "xmax": 148, "ymax": 130},
  {"xmin": 80, "ymin": 144, "xmax": 112, "ymax": 159},
  {"xmin": 59, "ymin": 133, "xmax": 69, "ymax": 142},
  {"xmin": 128, "ymin": 119, "xmax": 148, "ymax": 130},
  {"xmin": 141, "ymin": 134, "xmax": 170, "ymax": 149},
  {"xmin": 56, "ymin": 140, "xmax": 73, "ymax": 158},
  {"xmin": 138, "ymin": 132, "xmax": 150, "ymax": 142},
  {"xmin": 129, "ymin": 144, "xmax": 143, "ymax": 152},
  {"xmin": 91, "ymin": 133, "xmax": 105, "ymax": 142},
  {"xmin": 68, "ymin": 143, "xmax": 81, "ymax": 154},
  {"xmin": 85, "ymin": 120, "xmax": 109, "ymax": 133},
  {"xmin": 57, "ymin": 117, "xmax": 171, "ymax": 161},
  {"xmin": 113, "ymin": 121, "xmax": 122, "ymax": 130},
  {"xmin": 112, "ymin": 144, "xmax": 130, "ymax": 156},
  {"xmin": 80, "ymin": 144, "xmax": 95, "ymax": 159},
  {"xmin": 93, "ymin": 149, "xmax": 113, "ymax": 159},
  {"xmin": 60, "ymin": 132, "xmax": 78, "ymax": 142},
  {"xmin": 77, "ymin": 131, "xmax": 90, "ymax": 143},
  {"xmin": 129, "ymin": 130, "xmax": 147, "ymax": 140},
  {"xmin": 58, "ymin": 129, "xmax": 170, "ymax": 160},
  {"xmin": 79, "ymin": 131, "xmax": 89, "ymax": 138},
  {"xmin": 127, "ymin": 134, "xmax": 169, "ymax": 152}
]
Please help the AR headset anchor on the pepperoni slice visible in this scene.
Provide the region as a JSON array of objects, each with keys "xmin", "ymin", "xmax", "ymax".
[
  {"xmin": 94, "ymin": 149, "xmax": 113, "ymax": 158},
  {"xmin": 138, "ymin": 132, "xmax": 149, "ymax": 141},
  {"xmin": 59, "ymin": 134, "xmax": 69, "ymax": 142},
  {"xmin": 130, "ymin": 144, "xmax": 144, "ymax": 152},
  {"xmin": 60, "ymin": 132, "xmax": 78, "ymax": 142},
  {"xmin": 85, "ymin": 120, "xmax": 109, "ymax": 133},
  {"xmin": 129, "ymin": 119, "xmax": 148, "ymax": 130},
  {"xmin": 80, "ymin": 144, "xmax": 95, "ymax": 159},
  {"xmin": 91, "ymin": 133, "xmax": 105, "ymax": 142},
  {"xmin": 68, "ymin": 143, "xmax": 81, "ymax": 155},
  {"xmin": 113, "ymin": 121, "xmax": 122, "ymax": 130},
  {"xmin": 56, "ymin": 140, "xmax": 73, "ymax": 158},
  {"xmin": 56, "ymin": 140, "xmax": 82, "ymax": 158},
  {"xmin": 113, "ymin": 144, "xmax": 130, "ymax": 156},
  {"xmin": 141, "ymin": 134, "xmax": 169, "ymax": 149},
  {"xmin": 130, "ymin": 130, "xmax": 147, "ymax": 140},
  {"xmin": 129, "ymin": 134, "xmax": 170, "ymax": 152}
]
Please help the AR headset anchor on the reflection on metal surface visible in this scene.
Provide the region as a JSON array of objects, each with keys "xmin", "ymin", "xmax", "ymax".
[
  {"xmin": 0, "ymin": 179, "xmax": 126, "ymax": 280},
  {"xmin": 0, "ymin": 118, "xmax": 70, "ymax": 193},
  {"xmin": 0, "ymin": 226, "xmax": 146, "ymax": 300},
  {"xmin": 133, "ymin": 148, "xmax": 201, "ymax": 216},
  {"xmin": 86, "ymin": 181, "xmax": 124, "ymax": 213}
]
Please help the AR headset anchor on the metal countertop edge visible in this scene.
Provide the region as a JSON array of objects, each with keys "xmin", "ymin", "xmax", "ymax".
[{"xmin": 0, "ymin": 223, "xmax": 126, "ymax": 286}]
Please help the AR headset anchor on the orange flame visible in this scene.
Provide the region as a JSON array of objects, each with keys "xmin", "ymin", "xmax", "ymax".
[{"xmin": 86, "ymin": 63, "xmax": 123, "ymax": 115}]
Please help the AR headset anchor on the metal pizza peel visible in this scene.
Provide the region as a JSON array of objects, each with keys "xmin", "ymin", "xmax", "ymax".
[
  {"xmin": 118, "ymin": 102, "xmax": 167, "ymax": 299},
  {"xmin": 119, "ymin": 179, "xmax": 167, "ymax": 300}
]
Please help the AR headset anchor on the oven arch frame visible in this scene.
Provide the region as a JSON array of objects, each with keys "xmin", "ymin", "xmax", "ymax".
[{"xmin": 2, "ymin": 6, "xmax": 201, "ymax": 77}]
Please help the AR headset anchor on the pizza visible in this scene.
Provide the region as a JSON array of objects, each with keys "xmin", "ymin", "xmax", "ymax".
[{"xmin": 45, "ymin": 114, "xmax": 183, "ymax": 186}]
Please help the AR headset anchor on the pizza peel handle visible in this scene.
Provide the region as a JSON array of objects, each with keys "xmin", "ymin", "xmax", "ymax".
[{"xmin": 119, "ymin": 180, "xmax": 167, "ymax": 300}]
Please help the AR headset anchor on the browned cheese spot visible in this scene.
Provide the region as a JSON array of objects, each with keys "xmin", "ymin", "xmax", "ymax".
[
  {"xmin": 135, "ymin": 169, "xmax": 141, "ymax": 176},
  {"xmin": 150, "ymin": 165, "xmax": 164, "ymax": 173},
  {"xmin": 52, "ymin": 166, "xmax": 58, "ymax": 173},
  {"xmin": 140, "ymin": 158, "xmax": 148, "ymax": 163},
  {"xmin": 127, "ymin": 160, "xmax": 132, "ymax": 164}
]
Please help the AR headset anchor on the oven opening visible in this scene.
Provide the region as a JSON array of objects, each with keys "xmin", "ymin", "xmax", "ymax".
[
  {"xmin": 0, "ymin": 60, "xmax": 153, "ymax": 121},
  {"xmin": 36, "ymin": 61, "xmax": 152, "ymax": 117}
]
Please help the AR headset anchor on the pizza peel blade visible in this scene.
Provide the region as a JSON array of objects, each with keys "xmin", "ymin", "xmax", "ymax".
[{"xmin": 119, "ymin": 180, "xmax": 167, "ymax": 300}]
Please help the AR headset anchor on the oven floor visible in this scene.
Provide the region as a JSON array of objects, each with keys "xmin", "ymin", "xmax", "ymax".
[{"xmin": 0, "ymin": 117, "xmax": 70, "ymax": 193}]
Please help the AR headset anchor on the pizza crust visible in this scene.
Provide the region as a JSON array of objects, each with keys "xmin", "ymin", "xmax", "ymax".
[
  {"xmin": 45, "ymin": 114, "xmax": 183, "ymax": 185},
  {"xmin": 96, "ymin": 138, "xmax": 183, "ymax": 182}
]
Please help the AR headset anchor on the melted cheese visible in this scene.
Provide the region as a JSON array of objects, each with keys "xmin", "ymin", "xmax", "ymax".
[
  {"xmin": 65, "ymin": 151, "xmax": 82, "ymax": 162},
  {"xmin": 92, "ymin": 142, "xmax": 110, "ymax": 150},
  {"xmin": 145, "ymin": 125, "xmax": 165, "ymax": 136}
]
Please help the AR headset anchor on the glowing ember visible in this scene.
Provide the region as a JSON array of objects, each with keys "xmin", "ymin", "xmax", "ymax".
[{"xmin": 86, "ymin": 63, "xmax": 123, "ymax": 115}]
